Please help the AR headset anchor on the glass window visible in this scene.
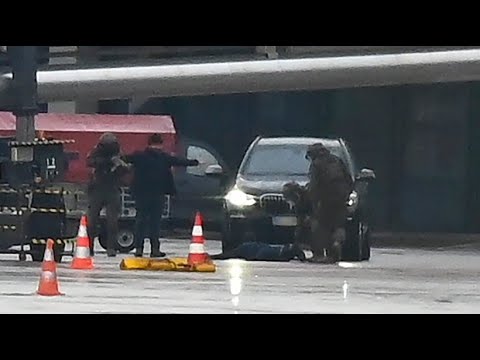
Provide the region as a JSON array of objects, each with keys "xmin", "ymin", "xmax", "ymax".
[
  {"xmin": 241, "ymin": 144, "xmax": 345, "ymax": 176},
  {"xmin": 186, "ymin": 145, "xmax": 219, "ymax": 176}
]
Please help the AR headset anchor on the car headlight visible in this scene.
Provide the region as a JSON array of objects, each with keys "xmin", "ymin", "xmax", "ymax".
[
  {"xmin": 347, "ymin": 190, "xmax": 359, "ymax": 212},
  {"xmin": 225, "ymin": 188, "xmax": 256, "ymax": 207}
]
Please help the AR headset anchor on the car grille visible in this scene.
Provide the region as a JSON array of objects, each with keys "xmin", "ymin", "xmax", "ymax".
[{"xmin": 259, "ymin": 194, "xmax": 295, "ymax": 215}]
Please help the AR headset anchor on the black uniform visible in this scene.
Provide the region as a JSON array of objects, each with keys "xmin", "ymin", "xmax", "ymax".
[
  {"xmin": 306, "ymin": 143, "xmax": 353, "ymax": 263},
  {"xmin": 86, "ymin": 133, "xmax": 130, "ymax": 257},
  {"xmin": 282, "ymin": 181, "xmax": 312, "ymax": 249},
  {"xmin": 126, "ymin": 147, "xmax": 198, "ymax": 257}
]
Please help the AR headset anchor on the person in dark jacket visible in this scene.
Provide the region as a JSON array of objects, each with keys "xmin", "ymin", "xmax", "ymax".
[
  {"xmin": 306, "ymin": 143, "xmax": 354, "ymax": 263},
  {"xmin": 126, "ymin": 133, "xmax": 199, "ymax": 258},
  {"xmin": 86, "ymin": 133, "xmax": 130, "ymax": 257}
]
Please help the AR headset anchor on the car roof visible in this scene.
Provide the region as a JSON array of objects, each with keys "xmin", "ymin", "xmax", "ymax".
[{"xmin": 257, "ymin": 137, "xmax": 342, "ymax": 147}]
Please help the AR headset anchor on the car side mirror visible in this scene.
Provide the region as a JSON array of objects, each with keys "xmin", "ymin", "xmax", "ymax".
[
  {"xmin": 205, "ymin": 164, "xmax": 224, "ymax": 177},
  {"xmin": 356, "ymin": 168, "xmax": 376, "ymax": 182}
]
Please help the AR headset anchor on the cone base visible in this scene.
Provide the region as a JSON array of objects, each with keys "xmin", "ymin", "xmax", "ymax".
[
  {"xmin": 71, "ymin": 258, "xmax": 94, "ymax": 270},
  {"xmin": 187, "ymin": 253, "xmax": 210, "ymax": 265},
  {"xmin": 37, "ymin": 290, "xmax": 64, "ymax": 297},
  {"xmin": 37, "ymin": 284, "xmax": 63, "ymax": 297}
]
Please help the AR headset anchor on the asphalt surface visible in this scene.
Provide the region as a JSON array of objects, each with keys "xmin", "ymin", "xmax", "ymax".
[{"xmin": 0, "ymin": 239, "xmax": 479, "ymax": 314}]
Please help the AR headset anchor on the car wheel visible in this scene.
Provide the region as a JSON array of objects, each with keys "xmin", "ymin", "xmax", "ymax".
[
  {"xmin": 116, "ymin": 229, "xmax": 136, "ymax": 253},
  {"xmin": 99, "ymin": 226, "xmax": 136, "ymax": 254}
]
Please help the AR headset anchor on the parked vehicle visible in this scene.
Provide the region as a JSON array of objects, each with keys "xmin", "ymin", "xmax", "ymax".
[{"xmin": 207, "ymin": 136, "xmax": 376, "ymax": 261}]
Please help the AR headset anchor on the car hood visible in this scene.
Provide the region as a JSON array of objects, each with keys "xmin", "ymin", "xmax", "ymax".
[{"xmin": 236, "ymin": 175, "xmax": 309, "ymax": 196}]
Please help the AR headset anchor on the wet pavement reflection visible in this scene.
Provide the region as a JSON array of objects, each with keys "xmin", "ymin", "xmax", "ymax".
[{"xmin": 0, "ymin": 238, "xmax": 479, "ymax": 313}]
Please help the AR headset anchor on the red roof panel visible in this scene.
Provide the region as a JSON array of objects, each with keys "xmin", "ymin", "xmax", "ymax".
[{"xmin": 0, "ymin": 112, "xmax": 176, "ymax": 134}]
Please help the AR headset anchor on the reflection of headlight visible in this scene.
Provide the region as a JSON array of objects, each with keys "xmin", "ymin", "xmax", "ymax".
[
  {"xmin": 225, "ymin": 189, "xmax": 256, "ymax": 207},
  {"xmin": 230, "ymin": 263, "xmax": 243, "ymax": 278},
  {"xmin": 229, "ymin": 261, "xmax": 244, "ymax": 296},
  {"xmin": 230, "ymin": 278, "xmax": 242, "ymax": 297},
  {"xmin": 347, "ymin": 191, "xmax": 359, "ymax": 212}
]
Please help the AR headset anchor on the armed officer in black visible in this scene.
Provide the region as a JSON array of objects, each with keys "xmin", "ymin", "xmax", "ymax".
[{"xmin": 126, "ymin": 134, "xmax": 199, "ymax": 258}]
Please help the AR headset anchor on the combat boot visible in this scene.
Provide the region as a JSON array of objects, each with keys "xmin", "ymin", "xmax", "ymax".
[{"xmin": 150, "ymin": 250, "xmax": 166, "ymax": 258}]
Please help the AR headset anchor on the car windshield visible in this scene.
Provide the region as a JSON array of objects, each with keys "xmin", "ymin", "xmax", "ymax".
[{"xmin": 241, "ymin": 143, "xmax": 345, "ymax": 176}]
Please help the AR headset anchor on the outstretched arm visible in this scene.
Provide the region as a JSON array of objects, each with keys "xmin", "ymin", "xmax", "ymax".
[
  {"xmin": 166, "ymin": 154, "xmax": 199, "ymax": 167},
  {"xmin": 124, "ymin": 152, "xmax": 140, "ymax": 165}
]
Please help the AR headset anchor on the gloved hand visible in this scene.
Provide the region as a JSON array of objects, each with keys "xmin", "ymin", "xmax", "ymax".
[{"xmin": 111, "ymin": 156, "xmax": 131, "ymax": 173}]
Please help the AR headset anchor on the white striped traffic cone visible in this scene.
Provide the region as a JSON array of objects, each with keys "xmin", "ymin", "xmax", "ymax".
[
  {"xmin": 37, "ymin": 239, "xmax": 63, "ymax": 296},
  {"xmin": 71, "ymin": 215, "xmax": 94, "ymax": 270},
  {"xmin": 187, "ymin": 212, "xmax": 210, "ymax": 265}
]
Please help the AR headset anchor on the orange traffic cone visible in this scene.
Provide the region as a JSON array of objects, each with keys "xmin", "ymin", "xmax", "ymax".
[
  {"xmin": 37, "ymin": 239, "xmax": 63, "ymax": 296},
  {"xmin": 187, "ymin": 212, "xmax": 210, "ymax": 265},
  {"xmin": 71, "ymin": 215, "xmax": 94, "ymax": 270}
]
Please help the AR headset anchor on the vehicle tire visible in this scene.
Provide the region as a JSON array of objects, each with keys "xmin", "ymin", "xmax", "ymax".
[
  {"xmin": 116, "ymin": 228, "xmax": 136, "ymax": 253},
  {"xmin": 99, "ymin": 225, "xmax": 136, "ymax": 254},
  {"xmin": 342, "ymin": 218, "xmax": 363, "ymax": 262},
  {"xmin": 30, "ymin": 243, "xmax": 64, "ymax": 263}
]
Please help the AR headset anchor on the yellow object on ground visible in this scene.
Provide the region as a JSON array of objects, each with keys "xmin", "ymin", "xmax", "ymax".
[{"xmin": 119, "ymin": 257, "xmax": 216, "ymax": 273}]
